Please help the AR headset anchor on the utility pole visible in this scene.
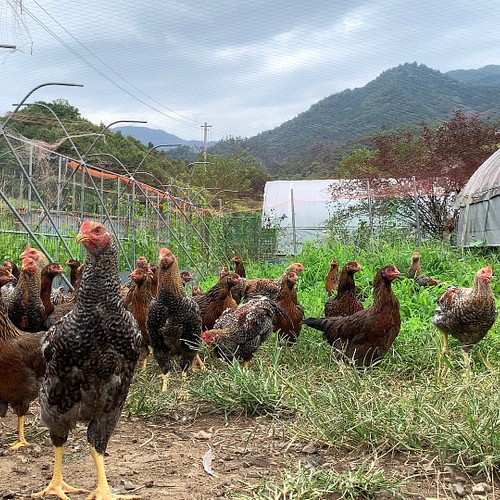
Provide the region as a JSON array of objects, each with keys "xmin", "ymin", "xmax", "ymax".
[{"xmin": 200, "ymin": 122, "xmax": 212, "ymax": 160}]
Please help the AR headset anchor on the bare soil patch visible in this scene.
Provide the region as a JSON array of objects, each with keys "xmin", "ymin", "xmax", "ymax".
[{"xmin": 0, "ymin": 406, "xmax": 496, "ymax": 499}]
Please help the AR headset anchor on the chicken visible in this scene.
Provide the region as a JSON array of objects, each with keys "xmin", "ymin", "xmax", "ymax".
[
  {"xmin": 407, "ymin": 251, "xmax": 441, "ymax": 287},
  {"xmin": 32, "ymin": 220, "xmax": 141, "ymax": 500},
  {"xmin": 303, "ymin": 265, "xmax": 401, "ymax": 367},
  {"xmin": 193, "ymin": 272, "xmax": 241, "ymax": 330},
  {"xmin": 230, "ymin": 256, "xmax": 247, "ymax": 278},
  {"xmin": 431, "ymin": 266, "xmax": 497, "ymax": 367},
  {"xmin": 0, "ymin": 292, "xmax": 45, "ymax": 450},
  {"xmin": 66, "ymin": 258, "xmax": 82, "ymax": 289},
  {"xmin": 325, "ymin": 259, "xmax": 339, "ymax": 296},
  {"xmin": 40, "ymin": 262, "xmax": 65, "ymax": 320},
  {"xmin": 124, "ymin": 266, "xmax": 153, "ymax": 369},
  {"xmin": 202, "ymin": 296, "xmax": 280, "ymax": 367},
  {"xmin": 6, "ymin": 256, "xmax": 45, "ymax": 332},
  {"xmin": 242, "ymin": 262, "xmax": 304, "ymax": 303},
  {"xmin": 135, "ymin": 255, "xmax": 149, "ymax": 269},
  {"xmin": 324, "ymin": 261, "xmax": 363, "ymax": 317},
  {"xmin": 274, "ymin": 271, "xmax": 304, "ymax": 344},
  {"xmin": 180, "ymin": 270, "xmax": 194, "ymax": 285},
  {"xmin": 146, "ymin": 247, "xmax": 205, "ymax": 392},
  {"xmin": 149, "ymin": 263, "xmax": 159, "ymax": 297},
  {"xmin": 2, "ymin": 260, "xmax": 20, "ymax": 280},
  {"xmin": 20, "ymin": 246, "xmax": 49, "ymax": 271},
  {"xmin": 192, "ymin": 285, "xmax": 203, "ymax": 296},
  {"xmin": 218, "ymin": 266, "xmax": 229, "ymax": 279}
]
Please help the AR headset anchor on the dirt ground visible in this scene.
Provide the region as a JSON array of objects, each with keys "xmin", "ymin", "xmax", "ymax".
[{"xmin": 0, "ymin": 404, "xmax": 496, "ymax": 499}]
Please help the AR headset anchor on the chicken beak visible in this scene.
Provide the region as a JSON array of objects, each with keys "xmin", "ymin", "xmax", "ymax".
[{"xmin": 76, "ymin": 232, "xmax": 87, "ymax": 244}]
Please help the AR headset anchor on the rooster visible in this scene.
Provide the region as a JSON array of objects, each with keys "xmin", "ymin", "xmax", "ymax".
[
  {"xmin": 202, "ymin": 296, "xmax": 280, "ymax": 367},
  {"xmin": 431, "ymin": 266, "xmax": 497, "ymax": 367},
  {"xmin": 303, "ymin": 265, "xmax": 401, "ymax": 367},
  {"xmin": 0, "ymin": 267, "xmax": 45, "ymax": 450},
  {"xmin": 193, "ymin": 272, "xmax": 241, "ymax": 330},
  {"xmin": 324, "ymin": 261, "xmax": 363, "ymax": 317},
  {"xmin": 32, "ymin": 221, "xmax": 141, "ymax": 500},
  {"xmin": 325, "ymin": 259, "xmax": 339, "ymax": 296},
  {"xmin": 146, "ymin": 247, "xmax": 205, "ymax": 392}
]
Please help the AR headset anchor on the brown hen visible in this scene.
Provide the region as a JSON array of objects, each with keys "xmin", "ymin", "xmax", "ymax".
[
  {"xmin": 324, "ymin": 261, "xmax": 363, "ymax": 317},
  {"xmin": 193, "ymin": 272, "xmax": 241, "ymax": 330},
  {"xmin": 274, "ymin": 271, "xmax": 304, "ymax": 344},
  {"xmin": 0, "ymin": 293, "xmax": 45, "ymax": 450},
  {"xmin": 325, "ymin": 259, "xmax": 339, "ymax": 296},
  {"xmin": 303, "ymin": 265, "xmax": 401, "ymax": 367}
]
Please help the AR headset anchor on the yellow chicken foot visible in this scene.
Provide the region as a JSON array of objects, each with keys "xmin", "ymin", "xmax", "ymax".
[
  {"xmin": 441, "ymin": 332, "xmax": 449, "ymax": 356},
  {"xmin": 191, "ymin": 354, "xmax": 207, "ymax": 372},
  {"xmin": 140, "ymin": 356, "xmax": 148, "ymax": 370},
  {"xmin": 158, "ymin": 373, "xmax": 169, "ymax": 392},
  {"xmin": 9, "ymin": 416, "xmax": 30, "ymax": 449},
  {"xmin": 32, "ymin": 446, "xmax": 88, "ymax": 499},
  {"xmin": 86, "ymin": 445, "xmax": 141, "ymax": 500},
  {"xmin": 242, "ymin": 360, "xmax": 249, "ymax": 369}
]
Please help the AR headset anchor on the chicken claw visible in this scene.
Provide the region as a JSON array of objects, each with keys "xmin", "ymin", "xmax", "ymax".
[{"xmin": 158, "ymin": 373, "xmax": 169, "ymax": 392}]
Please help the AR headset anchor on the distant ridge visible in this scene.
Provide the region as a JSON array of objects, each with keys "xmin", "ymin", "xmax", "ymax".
[
  {"xmin": 111, "ymin": 125, "xmax": 214, "ymax": 149},
  {"xmin": 209, "ymin": 63, "xmax": 500, "ymax": 174}
]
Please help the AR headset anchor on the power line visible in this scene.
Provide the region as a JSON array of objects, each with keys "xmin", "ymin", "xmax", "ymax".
[{"xmin": 20, "ymin": 2, "xmax": 200, "ymax": 129}]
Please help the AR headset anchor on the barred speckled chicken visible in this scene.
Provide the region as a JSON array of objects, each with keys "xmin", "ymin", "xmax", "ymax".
[
  {"xmin": 431, "ymin": 266, "xmax": 497, "ymax": 367},
  {"xmin": 146, "ymin": 247, "xmax": 204, "ymax": 391},
  {"xmin": 33, "ymin": 220, "xmax": 141, "ymax": 500},
  {"xmin": 202, "ymin": 296, "xmax": 281, "ymax": 367}
]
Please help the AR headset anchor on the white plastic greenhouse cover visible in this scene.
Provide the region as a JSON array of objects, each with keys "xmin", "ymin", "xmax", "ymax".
[
  {"xmin": 262, "ymin": 179, "xmax": 352, "ymax": 255},
  {"xmin": 456, "ymin": 148, "xmax": 500, "ymax": 247}
]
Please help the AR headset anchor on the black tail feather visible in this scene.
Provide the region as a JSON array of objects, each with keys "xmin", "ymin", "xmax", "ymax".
[{"xmin": 302, "ymin": 316, "xmax": 329, "ymax": 331}]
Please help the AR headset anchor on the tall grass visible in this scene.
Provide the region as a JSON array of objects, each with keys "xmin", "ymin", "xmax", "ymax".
[
  {"xmin": 2, "ymin": 225, "xmax": 498, "ymax": 494},
  {"xmin": 187, "ymin": 236, "xmax": 500, "ymax": 486}
]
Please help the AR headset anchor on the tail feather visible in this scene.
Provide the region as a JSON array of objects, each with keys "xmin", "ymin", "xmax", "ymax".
[{"xmin": 302, "ymin": 316, "xmax": 331, "ymax": 332}]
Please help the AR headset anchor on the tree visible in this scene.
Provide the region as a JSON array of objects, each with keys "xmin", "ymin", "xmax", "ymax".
[{"xmin": 329, "ymin": 111, "xmax": 499, "ymax": 239}]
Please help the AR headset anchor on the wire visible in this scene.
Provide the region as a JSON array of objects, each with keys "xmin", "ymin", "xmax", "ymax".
[{"xmin": 20, "ymin": 2, "xmax": 200, "ymax": 129}]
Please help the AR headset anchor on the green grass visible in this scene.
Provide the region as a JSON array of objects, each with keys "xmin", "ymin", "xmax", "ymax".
[
  {"xmin": 2, "ymin": 229, "xmax": 499, "ymax": 494},
  {"xmin": 237, "ymin": 462, "xmax": 409, "ymax": 499}
]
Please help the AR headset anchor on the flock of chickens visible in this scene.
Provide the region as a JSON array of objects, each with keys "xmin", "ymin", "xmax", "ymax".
[{"xmin": 0, "ymin": 221, "xmax": 497, "ymax": 499}]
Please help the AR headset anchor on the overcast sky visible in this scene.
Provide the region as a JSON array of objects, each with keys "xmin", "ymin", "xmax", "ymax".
[{"xmin": 1, "ymin": 1, "xmax": 499, "ymax": 142}]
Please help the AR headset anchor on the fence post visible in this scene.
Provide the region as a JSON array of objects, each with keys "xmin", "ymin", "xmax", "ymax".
[
  {"xmin": 367, "ymin": 179, "xmax": 374, "ymax": 239},
  {"xmin": 413, "ymin": 176, "xmax": 421, "ymax": 245},
  {"xmin": 290, "ymin": 187, "xmax": 297, "ymax": 256}
]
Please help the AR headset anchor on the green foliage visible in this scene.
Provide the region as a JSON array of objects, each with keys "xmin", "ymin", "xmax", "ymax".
[{"xmin": 243, "ymin": 462, "xmax": 408, "ymax": 499}]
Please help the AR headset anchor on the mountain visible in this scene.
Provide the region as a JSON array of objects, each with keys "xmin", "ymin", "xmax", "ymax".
[
  {"xmin": 446, "ymin": 65, "xmax": 500, "ymax": 86},
  {"xmin": 111, "ymin": 125, "xmax": 213, "ymax": 149},
  {"xmin": 210, "ymin": 63, "xmax": 500, "ymax": 176},
  {"xmin": 211, "ymin": 63, "xmax": 500, "ymax": 178}
]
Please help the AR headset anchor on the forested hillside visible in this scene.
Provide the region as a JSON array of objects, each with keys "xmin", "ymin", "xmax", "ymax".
[{"xmin": 210, "ymin": 63, "xmax": 500, "ymax": 178}]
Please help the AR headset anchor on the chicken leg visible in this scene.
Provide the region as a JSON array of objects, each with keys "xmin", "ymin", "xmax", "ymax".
[
  {"xmin": 158, "ymin": 373, "xmax": 169, "ymax": 392},
  {"xmin": 86, "ymin": 445, "xmax": 141, "ymax": 500},
  {"xmin": 191, "ymin": 354, "xmax": 207, "ymax": 372},
  {"xmin": 31, "ymin": 445, "xmax": 88, "ymax": 499},
  {"xmin": 9, "ymin": 415, "xmax": 30, "ymax": 449}
]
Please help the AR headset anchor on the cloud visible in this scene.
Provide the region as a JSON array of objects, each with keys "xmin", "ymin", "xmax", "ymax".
[{"xmin": 1, "ymin": 0, "xmax": 499, "ymax": 140}]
